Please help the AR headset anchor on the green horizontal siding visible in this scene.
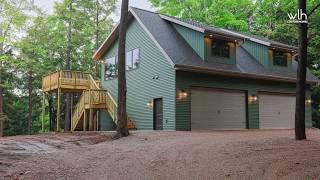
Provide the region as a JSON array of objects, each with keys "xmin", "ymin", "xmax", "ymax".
[
  {"xmin": 248, "ymin": 90, "xmax": 259, "ymax": 129},
  {"xmin": 176, "ymin": 71, "xmax": 312, "ymax": 130},
  {"xmin": 99, "ymin": 110, "xmax": 116, "ymax": 131},
  {"xmin": 306, "ymin": 91, "xmax": 312, "ymax": 128},
  {"xmin": 101, "ymin": 19, "xmax": 176, "ymax": 130},
  {"xmin": 173, "ymin": 24, "xmax": 205, "ymax": 59}
]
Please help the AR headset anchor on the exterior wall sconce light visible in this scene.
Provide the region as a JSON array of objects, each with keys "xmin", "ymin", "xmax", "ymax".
[
  {"xmin": 98, "ymin": 60, "xmax": 106, "ymax": 64},
  {"xmin": 305, "ymin": 99, "xmax": 312, "ymax": 105},
  {"xmin": 177, "ymin": 89, "xmax": 188, "ymax": 100},
  {"xmin": 152, "ymin": 75, "xmax": 159, "ymax": 79},
  {"xmin": 147, "ymin": 100, "xmax": 153, "ymax": 108},
  {"xmin": 248, "ymin": 94, "xmax": 258, "ymax": 103}
]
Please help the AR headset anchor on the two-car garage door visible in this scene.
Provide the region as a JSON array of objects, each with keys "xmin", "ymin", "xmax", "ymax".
[
  {"xmin": 191, "ymin": 88, "xmax": 296, "ymax": 130},
  {"xmin": 259, "ymin": 93, "xmax": 295, "ymax": 129},
  {"xmin": 191, "ymin": 89, "xmax": 246, "ymax": 130}
]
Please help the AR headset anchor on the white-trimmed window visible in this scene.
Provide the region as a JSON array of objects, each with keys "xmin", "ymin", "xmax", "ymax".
[
  {"xmin": 132, "ymin": 48, "xmax": 140, "ymax": 69},
  {"xmin": 126, "ymin": 51, "xmax": 133, "ymax": 70},
  {"xmin": 105, "ymin": 56, "xmax": 117, "ymax": 80},
  {"xmin": 104, "ymin": 48, "xmax": 140, "ymax": 81},
  {"xmin": 125, "ymin": 48, "xmax": 140, "ymax": 70}
]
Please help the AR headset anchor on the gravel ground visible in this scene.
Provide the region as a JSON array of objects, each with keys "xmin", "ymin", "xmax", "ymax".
[{"xmin": 1, "ymin": 129, "xmax": 320, "ymax": 180}]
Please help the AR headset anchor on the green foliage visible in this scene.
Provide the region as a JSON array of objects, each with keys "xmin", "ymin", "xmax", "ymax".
[
  {"xmin": 151, "ymin": 0, "xmax": 254, "ymax": 32},
  {"xmin": 1, "ymin": 0, "xmax": 116, "ymax": 136}
]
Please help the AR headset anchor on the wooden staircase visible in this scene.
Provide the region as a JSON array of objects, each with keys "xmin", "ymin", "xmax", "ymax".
[{"xmin": 42, "ymin": 70, "xmax": 135, "ymax": 131}]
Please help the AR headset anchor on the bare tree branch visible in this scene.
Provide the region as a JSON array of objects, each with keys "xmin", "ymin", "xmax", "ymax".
[{"xmin": 308, "ymin": 3, "xmax": 320, "ymax": 16}]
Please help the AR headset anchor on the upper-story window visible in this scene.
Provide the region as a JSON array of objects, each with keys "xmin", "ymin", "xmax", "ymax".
[
  {"xmin": 211, "ymin": 39, "xmax": 230, "ymax": 58},
  {"xmin": 273, "ymin": 51, "xmax": 287, "ymax": 67},
  {"xmin": 105, "ymin": 56, "xmax": 117, "ymax": 80},
  {"xmin": 126, "ymin": 48, "xmax": 140, "ymax": 70},
  {"xmin": 105, "ymin": 48, "xmax": 140, "ymax": 81}
]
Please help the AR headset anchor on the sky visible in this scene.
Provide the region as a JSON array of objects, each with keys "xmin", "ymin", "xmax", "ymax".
[{"xmin": 34, "ymin": 0, "xmax": 154, "ymax": 21}]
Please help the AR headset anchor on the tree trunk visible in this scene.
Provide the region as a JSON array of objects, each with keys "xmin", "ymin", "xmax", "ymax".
[
  {"xmin": 0, "ymin": 39, "xmax": 4, "ymax": 137},
  {"xmin": 64, "ymin": 0, "xmax": 73, "ymax": 132},
  {"xmin": 295, "ymin": 0, "xmax": 307, "ymax": 140},
  {"xmin": 28, "ymin": 70, "xmax": 33, "ymax": 134},
  {"xmin": 48, "ymin": 95, "xmax": 53, "ymax": 131},
  {"xmin": 94, "ymin": 0, "xmax": 99, "ymax": 78},
  {"xmin": 115, "ymin": 0, "xmax": 129, "ymax": 138},
  {"xmin": 0, "ymin": 62, "xmax": 3, "ymax": 137}
]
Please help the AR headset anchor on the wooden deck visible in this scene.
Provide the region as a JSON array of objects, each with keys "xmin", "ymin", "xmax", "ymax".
[
  {"xmin": 42, "ymin": 70, "xmax": 101, "ymax": 92},
  {"xmin": 41, "ymin": 70, "xmax": 135, "ymax": 132}
]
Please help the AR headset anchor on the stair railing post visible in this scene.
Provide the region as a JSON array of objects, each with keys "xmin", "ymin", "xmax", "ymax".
[
  {"xmin": 89, "ymin": 89, "xmax": 92, "ymax": 131},
  {"xmin": 56, "ymin": 87, "xmax": 61, "ymax": 132},
  {"xmin": 83, "ymin": 91, "xmax": 87, "ymax": 131},
  {"xmin": 70, "ymin": 93, "xmax": 73, "ymax": 131}
]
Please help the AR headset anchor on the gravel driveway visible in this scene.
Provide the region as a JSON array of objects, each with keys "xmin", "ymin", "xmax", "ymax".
[{"xmin": 2, "ymin": 129, "xmax": 320, "ymax": 180}]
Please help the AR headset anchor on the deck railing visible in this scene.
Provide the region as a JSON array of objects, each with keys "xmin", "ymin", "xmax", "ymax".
[
  {"xmin": 71, "ymin": 89, "xmax": 109, "ymax": 130},
  {"xmin": 43, "ymin": 70, "xmax": 134, "ymax": 130},
  {"xmin": 42, "ymin": 70, "xmax": 91, "ymax": 92},
  {"xmin": 106, "ymin": 91, "xmax": 118, "ymax": 125},
  {"xmin": 71, "ymin": 92, "xmax": 85, "ymax": 130}
]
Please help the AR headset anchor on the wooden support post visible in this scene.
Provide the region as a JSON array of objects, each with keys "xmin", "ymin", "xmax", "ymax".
[
  {"xmin": 56, "ymin": 88, "xmax": 61, "ymax": 132},
  {"xmin": 41, "ymin": 92, "xmax": 46, "ymax": 132},
  {"xmin": 89, "ymin": 109, "xmax": 93, "ymax": 131},
  {"xmin": 93, "ymin": 110, "xmax": 96, "ymax": 131},
  {"xmin": 70, "ymin": 94, "xmax": 73, "ymax": 131},
  {"xmin": 95, "ymin": 110, "xmax": 99, "ymax": 131},
  {"xmin": 83, "ymin": 109, "xmax": 87, "ymax": 131},
  {"xmin": 88, "ymin": 89, "xmax": 92, "ymax": 131}
]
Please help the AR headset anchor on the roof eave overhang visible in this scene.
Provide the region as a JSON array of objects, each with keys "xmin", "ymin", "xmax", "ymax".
[
  {"xmin": 174, "ymin": 64, "xmax": 318, "ymax": 85},
  {"xmin": 160, "ymin": 14, "xmax": 245, "ymax": 41},
  {"xmin": 204, "ymin": 30, "xmax": 245, "ymax": 41},
  {"xmin": 270, "ymin": 44, "xmax": 299, "ymax": 52}
]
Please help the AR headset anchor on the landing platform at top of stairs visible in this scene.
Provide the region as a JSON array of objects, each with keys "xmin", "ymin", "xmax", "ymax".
[{"xmin": 42, "ymin": 70, "xmax": 101, "ymax": 93}]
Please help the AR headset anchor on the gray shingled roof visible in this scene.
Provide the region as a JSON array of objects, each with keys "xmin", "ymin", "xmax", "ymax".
[
  {"xmin": 130, "ymin": 7, "xmax": 318, "ymax": 83},
  {"xmin": 159, "ymin": 13, "xmax": 298, "ymax": 50}
]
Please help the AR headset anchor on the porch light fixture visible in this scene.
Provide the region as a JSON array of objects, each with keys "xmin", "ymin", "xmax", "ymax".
[
  {"xmin": 177, "ymin": 89, "xmax": 188, "ymax": 100},
  {"xmin": 152, "ymin": 75, "xmax": 159, "ymax": 79},
  {"xmin": 305, "ymin": 99, "xmax": 312, "ymax": 105},
  {"xmin": 248, "ymin": 94, "xmax": 258, "ymax": 103},
  {"xmin": 147, "ymin": 100, "xmax": 153, "ymax": 108}
]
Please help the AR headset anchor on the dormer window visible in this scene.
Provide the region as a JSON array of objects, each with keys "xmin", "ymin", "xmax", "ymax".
[
  {"xmin": 211, "ymin": 39, "xmax": 230, "ymax": 58},
  {"xmin": 273, "ymin": 51, "xmax": 287, "ymax": 67}
]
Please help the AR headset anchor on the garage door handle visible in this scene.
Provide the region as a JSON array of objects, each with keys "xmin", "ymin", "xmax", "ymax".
[
  {"xmin": 217, "ymin": 110, "xmax": 221, "ymax": 114},
  {"xmin": 278, "ymin": 112, "xmax": 280, "ymax": 115}
]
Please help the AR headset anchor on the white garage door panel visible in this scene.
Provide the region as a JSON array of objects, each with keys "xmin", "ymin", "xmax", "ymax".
[
  {"xmin": 259, "ymin": 94, "xmax": 295, "ymax": 129},
  {"xmin": 191, "ymin": 89, "xmax": 246, "ymax": 130}
]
